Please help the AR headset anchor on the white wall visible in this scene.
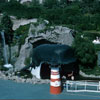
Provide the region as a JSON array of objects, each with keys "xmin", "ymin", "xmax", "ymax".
[{"xmin": 20, "ymin": 0, "xmax": 32, "ymax": 4}]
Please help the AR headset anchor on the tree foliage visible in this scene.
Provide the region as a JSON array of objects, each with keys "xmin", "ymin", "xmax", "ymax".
[
  {"xmin": 1, "ymin": 13, "xmax": 13, "ymax": 45},
  {"xmin": 31, "ymin": 0, "xmax": 40, "ymax": 6},
  {"xmin": 73, "ymin": 33, "xmax": 97, "ymax": 69},
  {"xmin": 14, "ymin": 24, "xmax": 30, "ymax": 45},
  {"xmin": 0, "ymin": 0, "xmax": 100, "ymax": 31},
  {"xmin": 1, "ymin": 13, "xmax": 13, "ymax": 63},
  {"xmin": 43, "ymin": 0, "xmax": 59, "ymax": 9}
]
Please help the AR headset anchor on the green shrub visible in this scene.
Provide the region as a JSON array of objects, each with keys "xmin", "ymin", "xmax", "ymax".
[
  {"xmin": 43, "ymin": 0, "xmax": 59, "ymax": 9},
  {"xmin": 73, "ymin": 33, "xmax": 97, "ymax": 69},
  {"xmin": 14, "ymin": 24, "xmax": 30, "ymax": 45},
  {"xmin": 0, "ymin": 60, "xmax": 4, "ymax": 66},
  {"xmin": 24, "ymin": 57, "xmax": 30, "ymax": 66},
  {"xmin": 80, "ymin": 65, "xmax": 100, "ymax": 76}
]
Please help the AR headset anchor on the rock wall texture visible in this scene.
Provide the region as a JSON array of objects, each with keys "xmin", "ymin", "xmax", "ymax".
[
  {"xmin": 0, "ymin": 71, "xmax": 49, "ymax": 84},
  {"xmin": 14, "ymin": 19, "xmax": 75, "ymax": 71}
]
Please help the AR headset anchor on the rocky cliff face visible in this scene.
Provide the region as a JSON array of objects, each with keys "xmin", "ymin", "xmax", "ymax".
[{"xmin": 14, "ymin": 19, "xmax": 75, "ymax": 71}]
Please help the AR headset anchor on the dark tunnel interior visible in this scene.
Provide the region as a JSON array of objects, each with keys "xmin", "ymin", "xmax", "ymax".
[{"xmin": 31, "ymin": 39, "xmax": 56, "ymax": 48}]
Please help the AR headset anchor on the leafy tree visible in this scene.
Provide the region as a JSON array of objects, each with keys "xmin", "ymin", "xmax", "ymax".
[
  {"xmin": 43, "ymin": 0, "xmax": 59, "ymax": 9},
  {"xmin": 92, "ymin": 0, "xmax": 100, "ymax": 14},
  {"xmin": 92, "ymin": 14, "xmax": 100, "ymax": 30},
  {"xmin": 31, "ymin": 0, "xmax": 40, "ymax": 6},
  {"xmin": 73, "ymin": 33, "xmax": 97, "ymax": 69},
  {"xmin": 1, "ymin": 13, "xmax": 14, "ymax": 63},
  {"xmin": 59, "ymin": 0, "xmax": 71, "ymax": 5},
  {"xmin": 59, "ymin": 0, "xmax": 68, "ymax": 5},
  {"xmin": 0, "ymin": 0, "xmax": 6, "ymax": 3},
  {"xmin": 80, "ymin": 0, "xmax": 92, "ymax": 13}
]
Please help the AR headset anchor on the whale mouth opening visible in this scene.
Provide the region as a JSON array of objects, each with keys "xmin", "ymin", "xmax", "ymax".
[
  {"xmin": 30, "ymin": 38, "xmax": 56, "ymax": 48},
  {"xmin": 40, "ymin": 63, "xmax": 50, "ymax": 79}
]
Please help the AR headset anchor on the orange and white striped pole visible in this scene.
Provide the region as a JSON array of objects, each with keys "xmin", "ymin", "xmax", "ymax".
[{"xmin": 50, "ymin": 67, "xmax": 61, "ymax": 94}]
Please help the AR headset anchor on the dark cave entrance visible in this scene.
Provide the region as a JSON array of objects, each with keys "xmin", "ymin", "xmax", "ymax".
[
  {"xmin": 32, "ymin": 39, "xmax": 55, "ymax": 79},
  {"xmin": 40, "ymin": 63, "xmax": 78, "ymax": 79},
  {"xmin": 32, "ymin": 39, "xmax": 56, "ymax": 48},
  {"xmin": 40, "ymin": 63, "xmax": 50, "ymax": 79},
  {"xmin": 40, "ymin": 63, "xmax": 74, "ymax": 79}
]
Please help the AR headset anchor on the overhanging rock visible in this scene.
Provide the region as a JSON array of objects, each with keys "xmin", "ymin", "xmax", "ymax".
[{"xmin": 28, "ymin": 23, "xmax": 75, "ymax": 46}]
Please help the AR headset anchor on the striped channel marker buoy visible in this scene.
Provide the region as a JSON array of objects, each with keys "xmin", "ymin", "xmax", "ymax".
[{"xmin": 50, "ymin": 67, "xmax": 61, "ymax": 94}]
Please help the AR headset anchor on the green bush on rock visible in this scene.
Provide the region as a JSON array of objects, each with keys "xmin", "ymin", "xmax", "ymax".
[
  {"xmin": 14, "ymin": 24, "xmax": 30, "ymax": 45},
  {"xmin": 24, "ymin": 57, "xmax": 31, "ymax": 66},
  {"xmin": 73, "ymin": 33, "xmax": 97, "ymax": 69}
]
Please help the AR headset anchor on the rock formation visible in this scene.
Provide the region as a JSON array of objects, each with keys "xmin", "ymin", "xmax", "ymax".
[{"xmin": 14, "ymin": 19, "xmax": 75, "ymax": 71}]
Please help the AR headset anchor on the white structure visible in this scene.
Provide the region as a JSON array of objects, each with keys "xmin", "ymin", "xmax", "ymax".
[
  {"xmin": 20, "ymin": 0, "xmax": 43, "ymax": 4},
  {"xmin": 66, "ymin": 80, "xmax": 100, "ymax": 93},
  {"xmin": 50, "ymin": 67, "xmax": 61, "ymax": 87},
  {"xmin": 31, "ymin": 63, "xmax": 42, "ymax": 79},
  {"xmin": 8, "ymin": 0, "xmax": 20, "ymax": 2},
  {"xmin": 7, "ymin": 0, "xmax": 42, "ymax": 3},
  {"xmin": 81, "ymin": 34, "xmax": 84, "ymax": 38},
  {"xmin": 20, "ymin": 0, "xmax": 32, "ymax": 4},
  {"xmin": 7, "ymin": 0, "xmax": 76, "ymax": 4},
  {"xmin": 93, "ymin": 37, "xmax": 100, "ymax": 44},
  {"xmin": 50, "ymin": 67, "xmax": 61, "ymax": 94}
]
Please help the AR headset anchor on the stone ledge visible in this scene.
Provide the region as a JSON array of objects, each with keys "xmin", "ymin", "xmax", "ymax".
[{"xmin": 80, "ymin": 70, "xmax": 100, "ymax": 78}]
